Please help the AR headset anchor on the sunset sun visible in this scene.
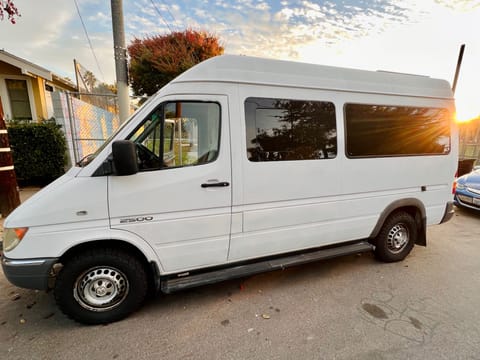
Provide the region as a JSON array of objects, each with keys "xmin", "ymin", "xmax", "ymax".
[{"xmin": 455, "ymin": 102, "xmax": 480, "ymax": 123}]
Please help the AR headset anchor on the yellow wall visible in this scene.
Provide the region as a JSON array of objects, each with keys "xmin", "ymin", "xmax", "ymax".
[{"xmin": 30, "ymin": 77, "xmax": 47, "ymax": 120}]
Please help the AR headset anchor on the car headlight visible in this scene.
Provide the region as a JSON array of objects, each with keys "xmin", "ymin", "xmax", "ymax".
[
  {"xmin": 2, "ymin": 227, "xmax": 28, "ymax": 252},
  {"xmin": 456, "ymin": 183, "xmax": 466, "ymax": 190}
]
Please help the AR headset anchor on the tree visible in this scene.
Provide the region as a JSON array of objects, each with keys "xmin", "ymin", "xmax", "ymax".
[
  {"xmin": 83, "ymin": 71, "xmax": 97, "ymax": 93},
  {"xmin": 94, "ymin": 82, "xmax": 117, "ymax": 95},
  {"xmin": 128, "ymin": 29, "xmax": 224, "ymax": 96},
  {"xmin": 0, "ymin": 0, "xmax": 20, "ymax": 23}
]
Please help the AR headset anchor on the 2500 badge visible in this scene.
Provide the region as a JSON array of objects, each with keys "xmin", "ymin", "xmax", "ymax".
[{"xmin": 119, "ymin": 216, "xmax": 154, "ymax": 224}]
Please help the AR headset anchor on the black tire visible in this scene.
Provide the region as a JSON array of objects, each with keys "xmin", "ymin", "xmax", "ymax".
[
  {"xmin": 54, "ymin": 248, "xmax": 148, "ymax": 325},
  {"xmin": 374, "ymin": 211, "xmax": 417, "ymax": 263}
]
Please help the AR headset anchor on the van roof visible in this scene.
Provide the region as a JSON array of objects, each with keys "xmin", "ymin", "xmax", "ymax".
[{"xmin": 172, "ymin": 55, "xmax": 453, "ymax": 99}]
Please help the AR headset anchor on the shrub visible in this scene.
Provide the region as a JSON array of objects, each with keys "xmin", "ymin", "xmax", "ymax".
[{"xmin": 7, "ymin": 119, "xmax": 67, "ymax": 185}]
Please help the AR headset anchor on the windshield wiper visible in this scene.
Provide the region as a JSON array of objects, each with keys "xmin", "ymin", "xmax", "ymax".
[{"xmin": 76, "ymin": 153, "xmax": 95, "ymax": 167}]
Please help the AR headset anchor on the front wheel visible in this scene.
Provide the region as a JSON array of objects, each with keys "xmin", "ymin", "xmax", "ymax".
[
  {"xmin": 374, "ymin": 211, "xmax": 417, "ymax": 263},
  {"xmin": 54, "ymin": 248, "xmax": 148, "ymax": 325}
]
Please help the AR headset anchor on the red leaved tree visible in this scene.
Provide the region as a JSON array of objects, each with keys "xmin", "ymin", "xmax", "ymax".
[
  {"xmin": 128, "ymin": 29, "xmax": 224, "ymax": 96},
  {"xmin": 0, "ymin": 0, "xmax": 20, "ymax": 23}
]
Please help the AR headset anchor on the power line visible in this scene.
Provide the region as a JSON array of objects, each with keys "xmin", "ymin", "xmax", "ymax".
[
  {"xmin": 73, "ymin": 0, "xmax": 106, "ymax": 82},
  {"xmin": 148, "ymin": 0, "xmax": 201, "ymax": 63},
  {"xmin": 156, "ymin": 0, "xmax": 180, "ymax": 30},
  {"xmin": 149, "ymin": 0, "xmax": 174, "ymax": 32}
]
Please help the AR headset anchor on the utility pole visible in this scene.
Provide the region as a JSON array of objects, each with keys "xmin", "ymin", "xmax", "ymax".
[
  {"xmin": 0, "ymin": 98, "xmax": 20, "ymax": 217},
  {"xmin": 452, "ymin": 44, "xmax": 465, "ymax": 95},
  {"xmin": 111, "ymin": 0, "xmax": 130, "ymax": 123}
]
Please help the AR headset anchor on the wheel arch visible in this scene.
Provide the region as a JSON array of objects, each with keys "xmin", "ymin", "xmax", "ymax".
[
  {"xmin": 58, "ymin": 239, "xmax": 161, "ymax": 293},
  {"xmin": 369, "ymin": 198, "xmax": 427, "ymax": 247}
]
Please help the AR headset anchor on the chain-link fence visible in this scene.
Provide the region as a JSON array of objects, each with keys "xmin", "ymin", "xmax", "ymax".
[
  {"xmin": 68, "ymin": 93, "xmax": 120, "ymax": 162},
  {"xmin": 53, "ymin": 92, "xmax": 145, "ymax": 164},
  {"xmin": 459, "ymin": 120, "xmax": 480, "ymax": 162}
]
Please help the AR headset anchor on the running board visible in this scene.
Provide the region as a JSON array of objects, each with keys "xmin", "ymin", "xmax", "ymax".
[{"xmin": 161, "ymin": 241, "xmax": 374, "ymax": 293}]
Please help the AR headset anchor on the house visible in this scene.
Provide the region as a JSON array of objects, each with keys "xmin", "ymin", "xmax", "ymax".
[{"xmin": 0, "ymin": 50, "xmax": 77, "ymax": 121}]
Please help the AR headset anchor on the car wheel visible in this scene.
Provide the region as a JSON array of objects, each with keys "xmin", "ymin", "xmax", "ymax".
[
  {"xmin": 374, "ymin": 211, "xmax": 416, "ymax": 263},
  {"xmin": 54, "ymin": 248, "xmax": 148, "ymax": 325}
]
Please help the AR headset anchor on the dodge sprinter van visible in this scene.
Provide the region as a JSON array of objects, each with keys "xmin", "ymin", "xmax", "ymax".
[{"xmin": 2, "ymin": 55, "xmax": 457, "ymax": 324}]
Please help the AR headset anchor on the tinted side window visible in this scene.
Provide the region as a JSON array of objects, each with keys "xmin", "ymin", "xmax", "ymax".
[
  {"xmin": 245, "ymin": 97, "xmax": 337, "ymax": 161},
  {"xmin": 345, "ymin": 104, "xmax": 451, "ymax": 157}
]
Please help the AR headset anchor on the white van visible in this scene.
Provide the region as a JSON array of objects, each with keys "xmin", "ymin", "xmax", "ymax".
[{"xmin": 1, "ymin": 55, "xmax": 457, "ymax": 324}]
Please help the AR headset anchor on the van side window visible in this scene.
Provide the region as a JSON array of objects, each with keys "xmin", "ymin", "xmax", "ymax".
[
  {"xmin": 345, "ymin": 104, "xmax": 451, "ymax": 157},
  {"xmin": 129, "ymin": 101, "xmax": 221, "ymax": 170},
  {"xmin": 245, "ymin": 97, "xmax": 337, "ymax": 161}
]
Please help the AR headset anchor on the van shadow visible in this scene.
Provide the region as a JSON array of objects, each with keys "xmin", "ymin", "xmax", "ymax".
[{"xmin": 142, "ymin": 250, "xmax": 377, "ymax": 314}]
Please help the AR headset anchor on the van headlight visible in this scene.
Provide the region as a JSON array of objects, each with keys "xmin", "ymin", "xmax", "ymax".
[{"xmin": 2, "ymin": 227, "xmax": 28, "ymax": 252}]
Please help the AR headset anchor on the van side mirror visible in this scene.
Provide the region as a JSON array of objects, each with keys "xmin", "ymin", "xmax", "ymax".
[{"xmin": 112, "ymin": 140, "xmax": 139, "ymax": 176}]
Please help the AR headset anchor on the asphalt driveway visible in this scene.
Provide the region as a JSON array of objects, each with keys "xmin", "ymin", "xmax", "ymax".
[{"xmin": 1, "ymin": 205, "xmax": 480, "ymax": 359}]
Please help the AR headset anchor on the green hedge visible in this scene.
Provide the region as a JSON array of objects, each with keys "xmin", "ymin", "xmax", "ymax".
[{"xmin": 7, "ymin": 120, "xmax": 67, "ymax": 185}]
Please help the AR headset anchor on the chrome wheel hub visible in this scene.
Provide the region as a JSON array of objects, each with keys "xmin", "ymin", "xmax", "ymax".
[
  {"xmin": 74, "ymin": 266, "xmax": 129, "ymax": 312},
  {"xmin": 387, "ymin": 224, "xmax": 409, "ymax": 254}
]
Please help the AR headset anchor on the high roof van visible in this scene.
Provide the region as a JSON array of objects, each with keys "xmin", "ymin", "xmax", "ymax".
[{"xmin": 1, "ymin": 55, "xmax": 457, "ymax": 324}]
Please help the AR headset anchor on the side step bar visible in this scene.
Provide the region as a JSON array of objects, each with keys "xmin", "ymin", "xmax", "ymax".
[{"xmin": 161, "ymin": 241, "xmax": 374, "ymax": 293}]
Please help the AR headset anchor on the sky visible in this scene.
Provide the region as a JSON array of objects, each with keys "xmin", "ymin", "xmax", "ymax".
[{"xmin": 1, "ymin": 0, "xmax": 479, "ymax": 120}]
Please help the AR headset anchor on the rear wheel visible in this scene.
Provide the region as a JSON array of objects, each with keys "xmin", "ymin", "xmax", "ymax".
[
  {"xmin": 54, "ymin": 248, "xmax": 148, "ymax": 325},
  {"xmin": 374, "ymin": 211, "xmax": 417, "ymax": 262}
]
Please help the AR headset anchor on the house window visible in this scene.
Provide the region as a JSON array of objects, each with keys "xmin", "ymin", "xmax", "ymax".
[{"xmin": 6, "ymin": 79, "xmax": 32, "ymax": 120}]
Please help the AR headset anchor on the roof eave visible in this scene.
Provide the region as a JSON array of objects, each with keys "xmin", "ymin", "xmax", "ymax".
[{"xmin": 0, "ymin": 50, "xmax": 53, "ymax": 81}]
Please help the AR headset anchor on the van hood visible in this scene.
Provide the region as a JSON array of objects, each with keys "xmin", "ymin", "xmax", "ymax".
[{"xmin": 4, "ymin": 167, "xmax": 108, "ymax": 228}]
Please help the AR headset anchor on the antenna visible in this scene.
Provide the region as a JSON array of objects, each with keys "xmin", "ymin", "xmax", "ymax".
[{"xmin": 452, "ymin": 44, "xmax": 465, "ymax": 95}]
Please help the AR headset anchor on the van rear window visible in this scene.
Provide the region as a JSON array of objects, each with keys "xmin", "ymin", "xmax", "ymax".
[
  {"xmin": 345, "ymin": 104, "xmax": 451, "ymax": 157},
  {"xmin": 245, "ymin": 97, "xmax": 337, "ymax": 162}
]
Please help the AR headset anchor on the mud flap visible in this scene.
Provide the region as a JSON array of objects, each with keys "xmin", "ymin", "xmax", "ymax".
[{"xmin": 415, "ymin": 212, "xmax": 427, "ymax": 247}]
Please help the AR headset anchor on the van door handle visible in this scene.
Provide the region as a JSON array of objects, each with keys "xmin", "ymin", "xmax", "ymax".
[{"xmin": 201, "ymin": 181, "xmax": 230, "ymax": 188}]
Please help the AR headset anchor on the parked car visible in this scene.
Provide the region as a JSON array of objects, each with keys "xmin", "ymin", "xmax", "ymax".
[{"xmin": 454, "ymin": 169, "xmax": 480, "ymax": 210}]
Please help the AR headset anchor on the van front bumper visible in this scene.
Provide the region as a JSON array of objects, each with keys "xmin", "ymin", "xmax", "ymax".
[{"xmin": 1, "ymin": 256, "xmax": 58, "ymax": 290}]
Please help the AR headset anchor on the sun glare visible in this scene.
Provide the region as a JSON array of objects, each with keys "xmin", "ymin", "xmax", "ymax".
[
  {"xmin": 455, "ymin": 111, "xmax": 479, "ymax": 124},
  {"xmin": 454, "ymin": 100, "xmax": 479, "ymax": 123}
]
